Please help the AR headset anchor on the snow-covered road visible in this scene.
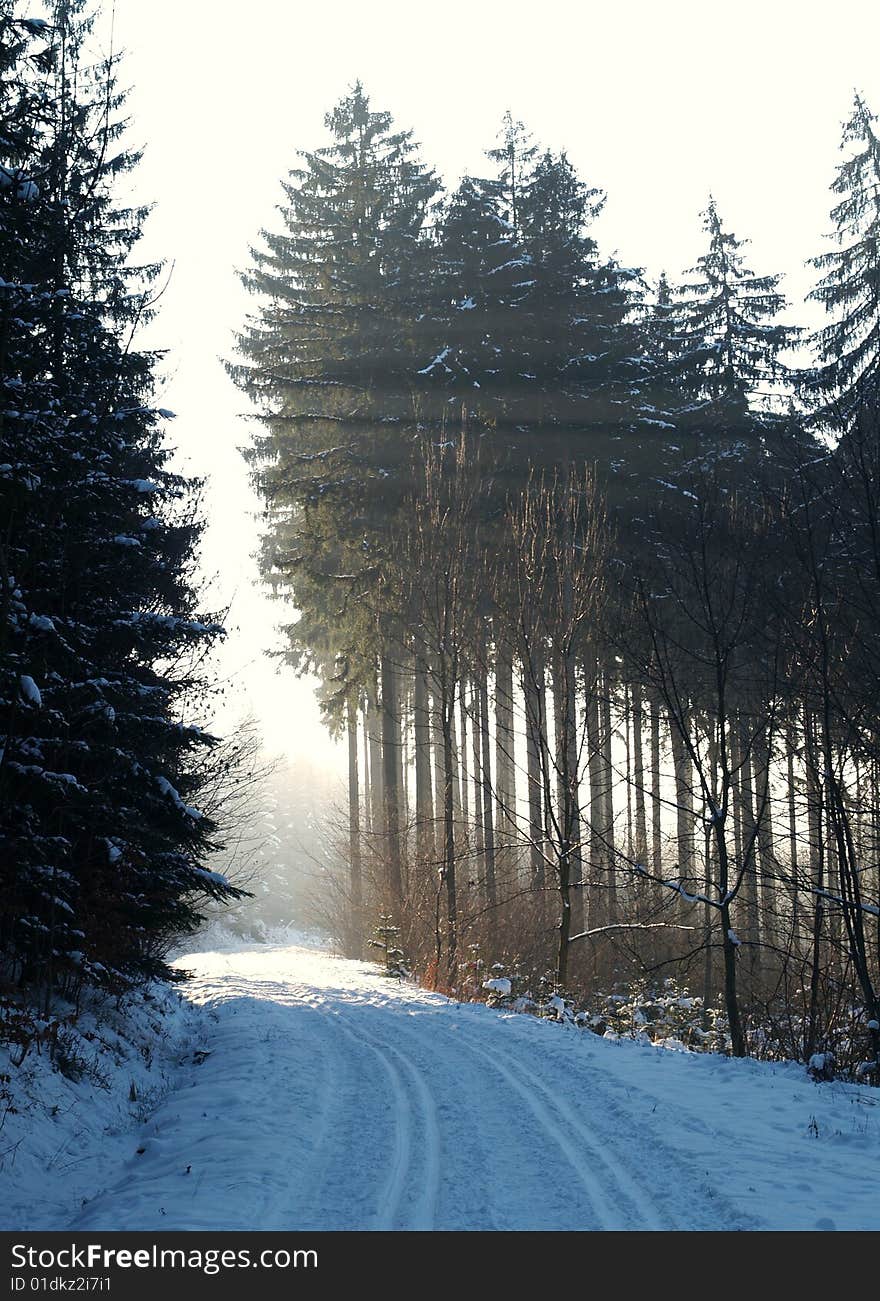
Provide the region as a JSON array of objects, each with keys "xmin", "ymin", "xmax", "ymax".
[{"xmin": 66, "ymin": 944, "xmax": 879, "ymax": 1232}]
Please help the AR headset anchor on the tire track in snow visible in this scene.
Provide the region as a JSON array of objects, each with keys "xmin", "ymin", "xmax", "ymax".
[
  {"xmin": 338, "ymin": 1008, "xmax": 610, "ymax": 1230},
  {"xmin": 289, "ymin": 978, "xmax": 634, "ymax": 1230},
  {"xmin": 448, "ymin": 1023, "xmax": 668, "ymax": 1230},
  {"xmin": 331, "ymin": 1013, "xmax": 412, "ymax": 1230},
  {"xmin": 468, "ymin": 1015, "xmax": 761, "ymax": 1232},
  {"xmin": 436, "ymin": 1024, "xmax": 641, "ymax": 1230},
  {"xmin": 330, "ymin": 1010, "xmax": 441, "ymax": 1230},
  {"xmin": 256, "ymin": 1001, "xmax": 352, "ymax": 1230}
]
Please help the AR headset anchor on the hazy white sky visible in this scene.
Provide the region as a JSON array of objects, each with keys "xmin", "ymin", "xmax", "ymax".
[{"xmin": 104, "ymin": 0, "xmax": 879, "ymax": 767}]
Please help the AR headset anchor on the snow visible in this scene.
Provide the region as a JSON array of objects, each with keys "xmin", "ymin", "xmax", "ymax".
[
  {"xmin": 0, "ymin": 165, "xmax": 39, "ymax": 201},
  {"xmin": 193, "ymin": 867, "xmax": 232, "ymax": 888},
  {"xmin": 418, "ymin": 347, "xmax": 452, "ymax": 376},
  {"xmin": 155, "ymin": 775, "xmax": 201, "ymax": 821},
  {"xmin": 482, "ymin": 977, "xmax": 511, "ymax": 996},
  {"xmin": 2, "ymin": 939, "xmax": 878, "ymax": 1232},
  {"xmin": 18, "ymin": 674, "xmax": 42, "ymax": 707}
]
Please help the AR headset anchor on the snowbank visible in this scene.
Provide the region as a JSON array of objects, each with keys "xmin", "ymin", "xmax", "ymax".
[{"xmin": 0, "ymin": 983, "xmax": 200, "ymax": 1230}]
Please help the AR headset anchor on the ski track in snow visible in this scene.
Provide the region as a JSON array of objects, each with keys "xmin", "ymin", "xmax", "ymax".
[{"xmin": 67, "ymin": 944, "xmax": 880, "ymax": 1233}]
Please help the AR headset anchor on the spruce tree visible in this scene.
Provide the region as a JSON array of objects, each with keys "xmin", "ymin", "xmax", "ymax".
[
  {"xmin": 230, "ymin": 84, "xmax": 440, "ymax": 719},
  {"xmin": 673, "ymin": 198, "xmax": 795, "ymax": 436},
  {"xmin": 232, "ymin": 81, "xmax": 438, "ymax": 513},
  {"xmin": 807, "ymin": 94, "xmax": 880, "ymax": 430},
  {"xmin": 1, "ymin": 2, "xmax": 242, "ymax": 1016},
  {"xmin": 519, "ymin": 149, "xmax": 646, "ymax": 442},
  {"xmin": 423, "ymin": 172, "xmax": 531, "ymax": 426}
]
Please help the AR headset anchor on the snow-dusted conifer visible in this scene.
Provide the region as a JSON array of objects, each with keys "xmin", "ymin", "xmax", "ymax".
[
  {"xmin": 806, "ymin": 94, "xmax": 880, "ymax": 430},
  {"xmin": 674, "ymin": 198, "xmax": 795, "ymax": 432},
  {"xmin": 0, "ymin": 2, "xmax": 242, "ymax": 1015}
]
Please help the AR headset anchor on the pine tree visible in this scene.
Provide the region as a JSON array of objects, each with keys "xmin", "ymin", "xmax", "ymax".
[
  {"xmin": 1, "ymin": 2, "xmax": 242, "ymax": 1016},
  {"xmin": 518, "ymin": 149, "xmax": 646, "ymax": 442},
  {"xmin": 231, "ymin": 85, "xmax": 440, "ymax": 916},
  {"xmin": 232, "ymin": 81, "xmax": 438, "ymax": 516},
  {"xmin": 486, "ymin": 111, "xmax": 537, "ymax": 239},
  {"xmin": 807, "ymin": 94, "xmax": 880, "ymax": 431},
  {"xmin": 422, "ymin": 172, "xmax": 531, "ymax": 425},
  {"xmin": 674, "ymin": 198, "xmax": 795, "ymax": 436},
  {"xmin": 230, "ymin": 83, "xmax": 440, "ymax": 712}
]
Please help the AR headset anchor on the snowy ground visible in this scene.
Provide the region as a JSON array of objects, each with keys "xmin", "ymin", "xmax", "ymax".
[{"xmin": 3, "ymin": 937, "xmax": 879, "ymax": 1231}]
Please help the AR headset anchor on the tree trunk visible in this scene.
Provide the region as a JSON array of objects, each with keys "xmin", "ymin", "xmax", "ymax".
[
  {"xmin": 601, "ymin": 672, "xmax": 617, "ymax": 922},
  {"xmin": 459, "ymin": 688, "xmax": 469, "ymax": 830},
  {"xmin": 440, "ymin": 678, "xmax": 458, "ymax": 981},
  {"xmin": 650, "ymin": 692, "xmax": 662, "ymax": 876},
  {"xmin": 367, "ymin": 682, "xmax": 384, "ymax": 846},
  {"xmin": 786, "ymin": 722, "xmax": 799, "ymax": 946},
  {"xmin": 414, "ymin": 650, "xmax": 434, "ymax": 873},
  {"xmin": 632, "ymin": 680, "xmax": 648, "ymax": 866},
  {"xmin": 669, "ymin": 711, "xmax": 694, "ymax": 887},
  {"xmin": 494, "ymin": 636, "xmax": 515, "ymax": 883},
  {"xmin": 380, "ymin": 648, "xmax": 403, "ymax": 903},
  {"xmin": 552, "ymin": 652, "xmax": 584, "ymax": 938},
  {"xmin": 754, "ymin": 727, "xmax": 776, "ymax": 956},
  {"xmin": 432, "ymin": 673, "xmax": 445, "ymax": 864},
  {"xmin": 736, "ymin": 715, "xmax": 761, "ymax": 975},
  {"xmin": 361, "ymin": 695, "xmax": 372, "ymax": 838},
  {"xmin": 586, "ymin": 652, "xmax": 605, "ymax": 926},
  {"xmin": 523, "ymin": 649, "xmax": 545, "ymax": 890},
  {"xmin": 804, "ymin": 708, "xmax": 825, "ymax": 1059},
  {"xmin": 347, "ymin": 693, "xmax": 363, "ymax": 956},
  {"xmin": 470, "ymin": 675, "xmax": 484, "ymax": 869},
  {"xmin": 478, "ymin": 652, "xmax": 497, "ymax": 913}
]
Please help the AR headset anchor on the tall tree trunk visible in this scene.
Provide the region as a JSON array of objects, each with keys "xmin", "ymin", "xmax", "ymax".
[
  {"xmin": 478, "ymin": 652, "xmax": 497, "ymax": 914},
  {"xmin": 432, "ymin": 673, "xmax": 446, "ymax": 862},
  {"xmin": 624, "ymin": 683, "xmax": 633, "ymax": 858},
  {"xmin": 650, "ymin": 692, "xmax": 662, "ymax": 877},
  {"xmin": 754, "ymin": 728, "xmax": 777, "ymax": 957},
  {"xmin": 601, "ymin": 671, "xmax": 617, "ymax": 923},
  {"xmin": 804, "ymin": 708, "xmax": 825, "ymax": 1059},
  {"xmin": 632, "ymin": 680, "xmax": 649, "ymax": 867},
  {"xmin": 440, "ymin": 676, "xmax": 458, "ymax": 981},
  {"xmin": 552, "ymin": 652, "xmax": 584, "ymax": 939},
  {"xmin": 470, "ymin": 675, "xmax": 484, "ymax": 869},
  {"xmin": 449, "ymin": 692, "xmax": 462, "ymax": 848},
  {"xmin": 786, "ymin": 720, "xmax": 799, "ymax": 945},
  {"xmin": 586, "ymin": 652, "xmax": 605, "ymax": 927},
  {"xmin": 523, "ymin": 649, "xmax": 545, "ymax": 890},
  {"xmin": 361, "ymin": 695, "xmax": 372, "ymax": 838},
  {"xmin": 669, "ymin": 712, "xmax": 694, "ymax": 887},
  {"xmin": 367, "ymin": 681, "xmax": 384, "ymax": 846},
  {"xmin": 494, "ymin": 636, "xmax": 515, "ymax": 882},
  {"xmin": 459, "ymin": 688, "xmax": 469, "ymax": 830},
  {"xmin": 395, "ymin": 661, "xmax": 408, "ymax": 893},
  {"xmin": 736, "ymin": 715, "xmax": 761, "ymax": 976},
  {"xmin": 380, "ymin": 647, "xmax": 403, "ymax": 904},
  {"xmin": 347, "ymin": 693, "xmax": 363, "ymax": 956},
  {"xmin": 414, "ymin": 650, "xmax": 434, "ymax": 873}
]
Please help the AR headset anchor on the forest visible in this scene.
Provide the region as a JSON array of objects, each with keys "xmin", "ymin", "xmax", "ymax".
[
  {"xmin": 231, "ymin": 84, "xmax": 880, "ymax": 1076},
  {"xmin": 2, "ymin": 0, "xmax": 879, "ymax": 1089}
]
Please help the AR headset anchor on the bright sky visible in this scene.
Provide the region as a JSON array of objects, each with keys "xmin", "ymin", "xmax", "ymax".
[{"xmin": 105, "ymin": 0, "xmax": 879, "ymax": 768}]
